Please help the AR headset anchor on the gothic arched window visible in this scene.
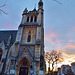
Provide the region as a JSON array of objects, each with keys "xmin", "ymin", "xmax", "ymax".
[
  {"xmin": 30, "ymin": 16, "xmax": 33, "ymax": 22},
  {"xmin": 27, "ymin": 31, "xmax": 31, "ymax": 42},
  {"xmin": 27, "ymin": 17, "xmax": 29, "ymax": 22},
  {"xmin": 0, "ymin": 49, "xmax": 2, "ymax": 61},
  {"xmin": 34, "ymin": 16, "xmax": 37, "ymax": 22}
]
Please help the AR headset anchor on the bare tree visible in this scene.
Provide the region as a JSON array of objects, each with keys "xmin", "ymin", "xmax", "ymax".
[
  {"xmin": 53, "ymin": 0, "xmax": 62, "ymax": 5},
  {"xmin": 45, "ymin": 52, "xmax": 52, "ymax": 73},
  {"xmin": 51, "ymin": 50, "xmax": 63, "ymax": 71},
  {"xmin": 45, "ymin": 50, "xmax": 63, "ymax": 74},
  {"xmin": 0, "ymin": 0, "xmax": 7, "ymax": 15}
]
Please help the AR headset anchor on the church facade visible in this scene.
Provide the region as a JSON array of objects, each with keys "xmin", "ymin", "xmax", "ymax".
[{"xmin": 0, "ymin": 0, "xmax": 45, "ymax": 75}]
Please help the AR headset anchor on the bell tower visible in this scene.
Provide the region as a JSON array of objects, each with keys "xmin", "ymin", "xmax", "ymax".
[{"xmin": 11, "ymin": 0, "xmax": 46, "ymax": 75}]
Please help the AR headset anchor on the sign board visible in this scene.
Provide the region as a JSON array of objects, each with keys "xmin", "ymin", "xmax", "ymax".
[
  {"xmin": 39, "ymin": 70, "xmax": 43, "ymax": 75},
  {"xmin": 10, "ymin": 70, "xmax": 15, "ymax": 74},
  {"xmin": 30, "ymin": 70, "xmax": 34, "ymax": 74}
]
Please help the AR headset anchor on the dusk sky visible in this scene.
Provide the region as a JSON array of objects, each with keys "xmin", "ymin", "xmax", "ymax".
[{"xmin": 0, "ymin": 0, "xmax": 75, "ymax": 66}]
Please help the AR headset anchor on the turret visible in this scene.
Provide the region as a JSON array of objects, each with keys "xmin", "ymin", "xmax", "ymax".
[
  {"xmin": 38, "ymin": 0, "xmax": 43, "ymax": 10},
  {"xmin": 38, "ymin": 0, "xmax": 44, "ymax": 26}
]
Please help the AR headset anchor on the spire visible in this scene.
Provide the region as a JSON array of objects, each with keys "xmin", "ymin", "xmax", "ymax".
[
  {"xmin": 38, "ymin": 0, "xmax": 43, "ymax": 9},
  {"xmin": 40, "ymin": 0, "xmax": 42, "ymax": 2},
  {"xmin": 35, "ymin": 3, "xmax": 36, "ymax": 9},
  {"xmin": 33, "ymin": 4, "xmax": 36, "ymax": 11},
  {"xmin": 23, "ymin": 8, "xmax": 28, "ymax": 13},
  {"xmin": 39, "ymin": 0, "xmax": 43, "ymax": 4},
  {"xmin": 7, "ymin": 34, "xmax": 12, "ymax": 46}
]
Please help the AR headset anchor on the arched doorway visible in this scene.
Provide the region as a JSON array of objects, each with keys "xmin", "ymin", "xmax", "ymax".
[{"xmin": 16, "ymin": 57, "xmax": 30, "ymax": 75}]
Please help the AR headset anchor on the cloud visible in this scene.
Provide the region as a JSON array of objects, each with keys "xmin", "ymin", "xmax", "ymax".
[
  {"xmin": 64, "ymin": 44, "xmax": 75, "ymax": 49},
  {"xmin": 68, "ymin": 40, "xmax": 73, "ymax": 42},
  {"xmin": 55, "ymin": 44, "xmax": 75, "ymax": 66},
  {"xmin": 62, "ymin": 49, "xmax": 75, "ymax": 55},
  {"xmin": 55, "ymin": 39, "xmax": 61, "ymax": 44},
  {"xmin": 59, "ymin": 44, "xmax": 75, "ymax": 66},
  {"xmin": 44, "ymin": 32, "xmax": 56, "ymax": 40},
  {"xmin": 45, "ymin": 31, "xmax": 61, "ymax": 44},
  {"xmin": 49, "ymin": 33, "xmax": 56, "ymax": 37},
  {"xmin": 2, "ymin": 22, "xmax": 15, "ymax": 29},
  {"xmin": 62, "ymin": 51, "xmax": 75, "ymax": 64},
  {"xmin": 60, "ymin": 44, "xmax": 75, "ymax": 56}
]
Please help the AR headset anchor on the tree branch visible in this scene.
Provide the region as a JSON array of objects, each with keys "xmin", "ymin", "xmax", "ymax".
[
  {"xmin": 0, "ymin": 9, "xmax": 7, "ymax": 14},
  {"xmin": 0, "ymin": 0, "xmax": 7, "ymax": 15},
  {"xmin": 0, "ymin": 3, "xmax": 5, "ymax": 8},
  {"xmin": 53, "ymin": 0, "xmax": 62, "ymax": 5}
]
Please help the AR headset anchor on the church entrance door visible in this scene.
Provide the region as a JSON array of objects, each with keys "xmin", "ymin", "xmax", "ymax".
[{"xmin": 19, "ymin": 67, "xmax": 28, "ymax": 75}]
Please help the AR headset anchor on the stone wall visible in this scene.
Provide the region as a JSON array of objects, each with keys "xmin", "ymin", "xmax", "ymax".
[{"xmin": 21, "ymin": 27, "xmax": 37, "ymax": 44}]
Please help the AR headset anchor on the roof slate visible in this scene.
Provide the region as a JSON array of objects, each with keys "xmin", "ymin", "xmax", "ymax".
[{"xmin": 0, "ymin": 30, "xmax": 17, "ymax": 44}]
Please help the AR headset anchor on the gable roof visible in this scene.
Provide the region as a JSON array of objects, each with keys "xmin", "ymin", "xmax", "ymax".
[{"xmin": 0, "ymin": 30, "xmax": 17, "ymax": 44}]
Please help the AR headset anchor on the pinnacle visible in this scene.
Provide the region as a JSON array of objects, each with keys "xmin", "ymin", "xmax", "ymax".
[{"xmin": 40, "ymin": 0, "xmax": 42, "ymax": 1}]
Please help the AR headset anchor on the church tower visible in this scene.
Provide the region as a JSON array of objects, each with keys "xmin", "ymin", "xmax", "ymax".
[{"xmin": 8, "ymin": 0, "xmax": 45, "ymax": 75}]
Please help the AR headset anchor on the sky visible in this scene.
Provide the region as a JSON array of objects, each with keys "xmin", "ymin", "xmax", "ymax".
[{"xmin": 0, "ymin": 0, "xmax": 75, "ymax": 67}]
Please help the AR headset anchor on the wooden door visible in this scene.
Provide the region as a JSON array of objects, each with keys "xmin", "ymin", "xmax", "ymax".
[{"xmin": 19, "ymin": 67, "xmax": 28, "ymax": 75}]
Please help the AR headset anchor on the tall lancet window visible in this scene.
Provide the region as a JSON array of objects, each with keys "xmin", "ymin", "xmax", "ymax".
[
  {"xmin": 34, "ymin": 16, "xmax": 37, "ymax": 22},
  {"xmin": 0, "ymin": 48, "xmax": 2, "ymax": 61},
  {"xmin": 27, "ymin": 17, "xmax": 29, "ymax": 22},
  {"xmin": 30, "ymin": 16, "xmax": 33, "ymax": 22},
  {"xmin": 27, "ymin": 31, "xmax": 31, "ymax": 42}
]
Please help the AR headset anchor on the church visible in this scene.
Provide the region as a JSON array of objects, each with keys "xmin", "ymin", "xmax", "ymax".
[{"xmin": 0, "ymin": 0, "xmax": 45, "ymax": 75}]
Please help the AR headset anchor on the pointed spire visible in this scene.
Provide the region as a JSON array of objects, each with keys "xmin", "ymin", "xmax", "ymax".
[
  {"xmin": 40, "ymin": 0, "xmax": 42, "ymax": 2},
  {"xmin": 7, "ymin": 34, "xmax": 12, "ymax": 46},
  {"xmin": 35, "ymin": 3, "xmax": 36, "ymax": 9},
  {"xmin": 23, "ymin": 8, "xmax": 28, "ymax": 13},
  {"xmin": 33, "ymin": 4, "xmax": 36, "ymax": 11},
  {"xmin": 39, "ymin": 0, "xmax": 43, "ymax": 3},
  {"xmin": 38, "ymin": 0, "xmax": 43, "ymax": 9}
]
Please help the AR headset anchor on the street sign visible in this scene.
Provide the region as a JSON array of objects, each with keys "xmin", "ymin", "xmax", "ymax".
[
  {"xmin": 39, "ymin": 70, "xmax": 43, "ymax": 75},
  {"xmin": 30, "ymin": 70, "xmax": 34, "ymax": 74},
  {"xmin": 10, "ymin": 70, "xmax": 15, "ymax": 74}
]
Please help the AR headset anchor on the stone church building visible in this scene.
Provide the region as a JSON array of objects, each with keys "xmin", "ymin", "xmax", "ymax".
[{"xmin": 0, "ymin": 0, "xmax": 45, "ymax": 75}]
